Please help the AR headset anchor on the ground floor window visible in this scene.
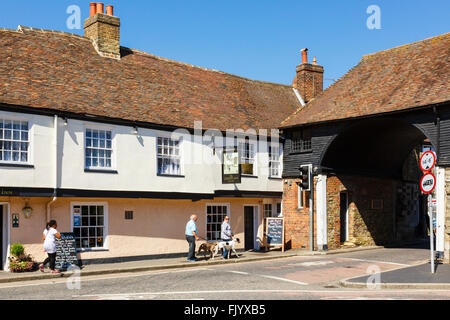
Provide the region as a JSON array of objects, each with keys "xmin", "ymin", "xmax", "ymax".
[
  {"xmin": 206, "ymin": 204, "xmax": 229, "ymax": 241},
  {"xmin": 72, "ymin": 203, "xmax": 107, "ymax": 249},
  {"xmin": 263, "ymin": 203, "xmax": 274, "ymax": 218}
]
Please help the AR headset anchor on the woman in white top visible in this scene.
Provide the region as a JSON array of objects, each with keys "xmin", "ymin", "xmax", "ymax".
[{"xmin": 39, "ymin": 220, "xmax": 61, "ymax": 274}]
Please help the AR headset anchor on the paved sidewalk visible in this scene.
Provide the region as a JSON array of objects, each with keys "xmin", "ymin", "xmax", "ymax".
[
  {"xmin": 340, "ymin": 261, "xmax": 450, "ymax": 289},
  {"xmin": 0, "ymin": 245, "xmax": 384, "ymax": 284}
]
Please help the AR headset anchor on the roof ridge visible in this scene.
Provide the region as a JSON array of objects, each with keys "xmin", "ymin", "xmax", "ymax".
[
  {"xmin": 4, "ymin": 25, "xmax": 294, "ymax": 89},
  {"xmin": 127, "ymin": 47, "xmax": 294, "ymax": 88},
  {"xmin": 362, "ymin": 32, "xmax": 450, "ymax": 61},
  {"xmin": 15, "ymin": 25, "xmax": 90, "ymax": 41}
]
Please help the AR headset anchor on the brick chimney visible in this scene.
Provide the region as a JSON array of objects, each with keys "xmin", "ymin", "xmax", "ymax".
[
  {"xmin": 293, "ymin": 48, "xmax": 324, "ymax": 103},
  {"xmin": 84, "ymin": 3, "xmax": 121, "ymax": 60}
]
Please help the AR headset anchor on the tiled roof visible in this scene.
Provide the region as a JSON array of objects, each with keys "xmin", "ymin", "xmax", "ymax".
[
  {"xmin": 281, "ymin": 33, "xmax": 450, "ymax": 128},
  {"xmin": 0, "ymin": 27, "xmax": 301, "ymax": 131}
]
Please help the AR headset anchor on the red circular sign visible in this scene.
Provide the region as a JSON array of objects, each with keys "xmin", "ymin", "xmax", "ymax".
[
  {"xmin": 420, "ymin": 172, "xmax": 436, "ymax": 194},
  {"xmin": 420, "ymin": 151, "xmax": 436, "ymax": 172}
]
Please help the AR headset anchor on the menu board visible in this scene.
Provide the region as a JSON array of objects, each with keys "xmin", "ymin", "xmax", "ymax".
[
  {"xmin": 265, "ymin": 218, "xmax": 285, "ymax": 252},
  {"xmin": 55, "ymin": 232, "xmax": 79, "ymax": 271}
]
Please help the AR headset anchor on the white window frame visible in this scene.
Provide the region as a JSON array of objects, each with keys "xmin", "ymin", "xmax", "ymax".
[
  {"xmin": 70, "ymin": 202, "xmax": 109, "ymax": 251},
  {"xmin": 205, "ymin": 203, "xmax": 230, "ymax": 241},
  {"xmin": 238, "ymin": 139, "xmax": 257, "ymax": 176},
  {"xmin": 84, "ymin": 125, "xmax": 116, "ymax": 171},
  {"xmin": 263, "ymin": 203, "xmax": 274, "ymax": 219},
  {"xmin": 0, "ymin": 115, "xmax": 33, "ymax": 166},
  {"xmin": 156, "ymin": 135, "xmax": 184, "ymax": 176},
  {"xmin": 268, "ymin": 144, "xmax": 282, "ymax": 178},
  {"xmin": 298, "ymin": 184, "xmax": 304, "ymax": 209}
]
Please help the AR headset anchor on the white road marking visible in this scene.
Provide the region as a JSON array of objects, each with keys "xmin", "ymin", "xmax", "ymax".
[
  {"xmin": 257, "ymin": 275, "xmax": 308, "ymax": 286},
  {"xmin": 291, "ymin": 261, "xmax": 335, "ymax": 267},
  {"xmin": 227, "ymin": 271, "xmax": 249, "ymax": 275},
  {"xmin": 0, "ymin": 268, "xmax": 213, "ymax": 290},
  {"xmin": 342, "ymin": 258, "xmax": 410, "ymax": 267}
]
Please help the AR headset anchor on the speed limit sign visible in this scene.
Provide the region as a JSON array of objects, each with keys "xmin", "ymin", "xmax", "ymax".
[{"xmin": 420, "ymin": 172, "xmax": 436, "ymax": 194}]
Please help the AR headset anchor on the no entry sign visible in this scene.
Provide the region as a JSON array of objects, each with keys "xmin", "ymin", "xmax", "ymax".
[
  {"xmin": 420, "ymin": 151, "xmax": 436, "ymax": 172},
  {"xmin": 420, "ymin": 172, "xmax": 436, "ymax": 194}
]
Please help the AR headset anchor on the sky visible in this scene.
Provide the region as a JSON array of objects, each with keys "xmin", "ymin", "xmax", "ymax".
[{"xmin": 1, "ymin": 1, "xmax": 449, "ymax": 88}]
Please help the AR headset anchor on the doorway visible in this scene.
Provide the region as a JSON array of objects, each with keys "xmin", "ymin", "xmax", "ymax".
[
  {"xmin": 244, "ymin": 206, "xmax": 255, "ymax": 251},
  {"xmin": 0, "ymin": 205, "xmax": 3, "ymax": 269},
  {"xmin": 340, "ymin": 192, "xmax": 349, "ymax": 243}
]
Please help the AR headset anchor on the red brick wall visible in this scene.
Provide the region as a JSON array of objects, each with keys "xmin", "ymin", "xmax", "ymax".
[{"xmin": 282, "ymin": 178, "xmax": 317, "ymax": 250}]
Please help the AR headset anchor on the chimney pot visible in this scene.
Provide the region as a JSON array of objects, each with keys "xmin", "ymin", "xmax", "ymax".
[
  {"xmin": 106, "ymin": 5, "xmax": 114, "ymax": 16},
  {"xmin": 301, "ymin": 48, "xmax": 308, "ymax": 64},
  {"xmin": 90, "ymin": 3, "xmax": 97, "ymax": 17},
  {"xmin": 294, "ymin": 48, "xmax": 324, "ymax": 103},
  {"xmin": 96, "ymin": 2, "xmax": 104, "ymax": 14}
]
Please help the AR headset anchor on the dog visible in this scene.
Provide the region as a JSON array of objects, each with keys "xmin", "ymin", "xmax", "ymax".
[
  {"xmin": 197, "ymin": 241, "xmax": 219, "ymax": 260},
  {"xmin": 215, "ymin": 238, "xmax": 241, "ymax": 259}
]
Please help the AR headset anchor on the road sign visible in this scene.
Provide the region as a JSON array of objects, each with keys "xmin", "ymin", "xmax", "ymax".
[
  {"xmin": 420, "ymin": 151, "xmax": 436, "ymax": 172},
  {"xmin": 420, "ymin": 172, "xmax": 436, "ymax": 194}
]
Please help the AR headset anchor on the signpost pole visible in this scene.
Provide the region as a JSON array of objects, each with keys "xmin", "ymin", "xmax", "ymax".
[
  {"xmin": 309, "ymin": 166, "xmax": 314, "ymax": 252},
  {"xmin": 429, "ymin": 194, "xmax": 435, "ymax": 274}
]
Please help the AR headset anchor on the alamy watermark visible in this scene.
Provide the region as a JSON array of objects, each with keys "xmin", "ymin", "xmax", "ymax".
[
  {"xmin": 366, "ymin": 264, "xmax": 381, "ymax": 289},
  {"xmin": 367, "ymin": 5, "xmax": 382, "ymax": 30}
]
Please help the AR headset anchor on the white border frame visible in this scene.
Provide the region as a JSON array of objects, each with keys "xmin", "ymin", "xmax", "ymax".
[
  {"xmin": 205, "ymin": 203, "xmax": 231, "ymax": 242},
  {"xmin": 0, "ymin": 202, "xmax": 10, "ymax": 271},
  {"xmin": 70, "ymin": 201, "xmax": 109, "ymax": 251}
]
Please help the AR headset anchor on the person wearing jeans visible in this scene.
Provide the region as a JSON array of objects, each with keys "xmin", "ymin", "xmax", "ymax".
[
  {"xmin": 221, "ymin": 216, "xmax": 234, "ymax": 259},
  {"xmin": 185, "ymin": 215, "xmax": 199, "ymax": 262}
]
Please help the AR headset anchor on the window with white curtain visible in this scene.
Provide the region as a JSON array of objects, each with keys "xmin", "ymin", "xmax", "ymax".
[
  {"xmin": 157, "ymin": 137, "xmax": 182, "ymax": 175},
  {"xmin": 269, "ymin": 144, "xmax": 282, "ymax": 178},
  {"xmin": 85, "ymin": 128, "xmax": 113, "ymax": 169},
  {"xmin": 0, "ymin": 119, "xmax": 29, "ymax": 163}
]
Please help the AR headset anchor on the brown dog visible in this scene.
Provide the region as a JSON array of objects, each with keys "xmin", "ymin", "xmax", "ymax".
[{"xmin": 197, "ymin": 241, "xmax": 219, "ymax": 260}]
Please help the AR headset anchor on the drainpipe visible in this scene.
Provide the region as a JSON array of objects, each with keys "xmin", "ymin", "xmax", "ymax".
[{"xmin": 46, "ymin": 115, "xmax": 59, "ymax": 221}]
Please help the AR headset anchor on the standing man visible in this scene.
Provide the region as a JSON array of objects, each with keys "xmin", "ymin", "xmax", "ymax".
[
  {"xmin": 185, "ymin": 214, "xmax": 200, "ymax": 262},
  {"xmin": 221, "ymin": 216, "xmax": 233, "ymax": 259}
]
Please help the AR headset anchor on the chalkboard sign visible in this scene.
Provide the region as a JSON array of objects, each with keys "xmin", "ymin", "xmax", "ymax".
[
  {"xmin": 265, "ymin": 218, "xmax": 285, "ymax": 252},
  {"xmin": 55, "ymin": 232, "xmax": 79, "ymax": 271}
]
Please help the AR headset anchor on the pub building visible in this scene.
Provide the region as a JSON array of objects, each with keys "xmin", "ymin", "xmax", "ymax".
[
  {"xmin": 280, "ymin": 33, "xmax": 450, "ymax": 263},
  {"xmin": 0, "ymin": 4, "xmax": 296, "ymax": 269}
]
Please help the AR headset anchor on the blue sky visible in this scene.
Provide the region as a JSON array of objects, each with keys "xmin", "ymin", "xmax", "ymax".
[{"xmin": 1, "ymin": 1, "xmax": 449, "ymax": 88}]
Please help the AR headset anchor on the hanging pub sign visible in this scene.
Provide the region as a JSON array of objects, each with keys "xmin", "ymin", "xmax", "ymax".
[
  {"xmin": 420, "ymin": 151, "xmax": 436, "ymax": 172},
  {"xmin": 222, "ymin": 147, "xmax": 241, "ymax": 184},
  {"xmin": 420, "ymin": 172, "xmax": 436, "ymax": 194}
]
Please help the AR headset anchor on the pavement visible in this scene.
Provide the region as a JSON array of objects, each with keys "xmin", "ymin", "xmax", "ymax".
[{"xmin": 1, "ymin": 243, "xmax": 449, "ymax": 290}]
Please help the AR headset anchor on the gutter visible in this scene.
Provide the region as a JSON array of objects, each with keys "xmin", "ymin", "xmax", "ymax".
[{"xmin": 46, "ymin": 115, "xmax": 58, "ymax": 221}]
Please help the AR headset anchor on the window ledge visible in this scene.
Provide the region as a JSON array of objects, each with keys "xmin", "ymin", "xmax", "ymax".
[
  {"xmin": 268, "ymin": 177, "xmax": 283, "ymax": 180},
  {"xmin": 0, "ymin": 163, "xmax": 34, "ymax": 168},
  {"xmin": 289, "ymin": 150, "xmax": 312, "ymax": 155},
  {"xmin": 84, "ymin": 169, "xmax": 118, "ymax": 174},
  {"xmin": 157, "ymin": 174, "xmax": 185, "ymax": 178},
  {"xmin": 241, "ymin": 175, "xmax": 258, "ymax": 178}
]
